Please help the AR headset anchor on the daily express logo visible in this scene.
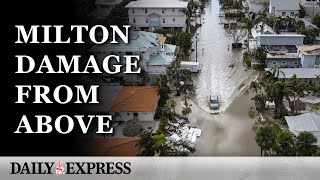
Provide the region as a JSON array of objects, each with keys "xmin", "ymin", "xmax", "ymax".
[{"xmin": 10, "ymin": 161, "xmax": 131, "ymax": 175}]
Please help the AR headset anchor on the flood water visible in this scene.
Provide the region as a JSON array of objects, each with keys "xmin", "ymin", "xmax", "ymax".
[{"xmin": 191, "ymin": 0, "xmax": 255, "ymax": 113}]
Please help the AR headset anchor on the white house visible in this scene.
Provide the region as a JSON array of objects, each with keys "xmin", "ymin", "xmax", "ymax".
[
  {"xmin": 269, "ymin": 0, "xmax": 300, "ymax": 17},
  {"xmin": 300, "ymin": 0, "xmax": 320, "ymax": 18},
  {"xmin": 250, "ymin": 22, "xmax": 306, "ymax": 68},
  {"xmin": 285, "ymin": 113, "xmax": 320, "ymax": 146},
  {"xmin": 265, "ymin": 68, "xmax": 320, "ymax": 85},
  {"xmin": 125, "ymin": 0, "xmax": 188, "ymax": 31},
  {"xmin": 90, "ymin": 31, "xmax": 177, "ymax": 81},
  {"xmin": 250, "ymin": 22, "xmax": 305, "ymax": 51},
  {"xmin": 109, "ymin": 86, "xmax": 159, "ymax": 121},
  {"xmin": 298, "ymin": 45, "xmax": 320, "ymax": 68}
]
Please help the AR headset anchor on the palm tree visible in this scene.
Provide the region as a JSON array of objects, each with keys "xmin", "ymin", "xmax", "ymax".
[
  {"xmin": 262, "ymin": 68, "xmax": 289, "ymax": 119},
  {"xmin": 295, "ymin": 20, "xmax": 305, "ymax": 33},
  {"xmin": 296, "ymin": 132, "xmax": 318, "ymax": 156},
  {"xmin": 137, "ymin": 131, "xmax": 156, "ymax": 156},
  {"xmin": 273, "ymin": 81, "xmax": 289, "ymax": 118},
  {"xmin": 152, "ymin": 133, "xmax": 166, "ymax": 153},
  {"xmin": 255, "ymin": 125, "xmax": 277, "ymax": 156},
  {"xmin": 250, "ymin": 80, "xmax": 261, "ymax": 94},
  {"xmin": 156, "ymin": 75, "xmax": 170, "ymax": 106},
  {"xmin": 243, "ymin": 19, "xmax": 254, "ymax": 51},
  {"xmin": 252, "ymin": 94, "xmax": 267, "ymax": 111},
  {"xmin": 275, "ymin": 131, "xmax": 296, "ymax": 156},
  {"xmin": 243, "ymin": 12, "xmax": 259, "ymax": 51}
]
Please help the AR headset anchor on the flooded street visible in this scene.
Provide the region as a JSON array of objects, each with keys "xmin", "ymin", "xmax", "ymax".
[
  {"xmin": 192, "ymin": 0, "xmax": 256, "ymax": 113},
  {"xmin": 176, "ymin": 0, "xmax": 260, "ymax": 155}
]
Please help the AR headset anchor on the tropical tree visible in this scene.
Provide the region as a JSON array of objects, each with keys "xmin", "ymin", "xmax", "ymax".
[
  {"xmin": 137, "ymin": 69, "xmax": 149, "ymax": 85},
  {"xmin": 152, "ymin": 133, "xmax": 166, "ymax": 153},
  {"xmin": 250, "ymin": 80, "xmax": 261, "ymax": 94},
  {"xmin": 137, "ymin": 131, "xmax": 156, "ymax": 156},
  {"xmin": 243, "ymin": 51, "xmax": 252, "ymax": 67},
  {"xmin": 181, "ymin": 107, "xmax": 192, "ymax": 118},
  {"xmin": 295, "ymin": 20, "xmax": 305, "ymax": 32},
  {"xmin": 252, "ymin": 94, "xmax": 267, "ymax": 111},
  {"xmin": 299, "ymin": 4, "xmax": 306, "ymax": 18},
  {"xmin": 242, "ymin": 12, "xmax": 259, "ymax": 51},
  {"xmin": 275, "ymin": 131, "xmax": 296, "ymax": 156},
  {"xmin": 313, "ymin": 13, "xmax": 320, "ymax": 28},
  {"xmin": 255, "ymin": 125, "xmax": 277, "ymax": 156},
  {"xmin": 166, "ymin": 99, "xmax": 176, "ymax": 115},
  {"xmin": 271, "ymin": 15, "xmax": 283, "ymax": 34},
  {"xmin": 156, "ymin": 75, "xmax": 170, "ymax": 106},
  {"xmin": 255, "ymin": 47, "xmax": 267, "ymax": 65},
  {"xmin": 287, "ymin": 74, "xmax": 306, "ymax": 114},
  {"xmin": 296, "ymin": 132, "xmax": 318, "ymax": 156}
]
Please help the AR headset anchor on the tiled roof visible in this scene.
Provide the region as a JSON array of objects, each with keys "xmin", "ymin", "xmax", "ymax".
[
  {"xmin": 86, "ymin": 137, "xmax": 141, "ymax": 156},
  {"xmin": 110, "ymin": 86, "xmax": 159, "ymax": 112}
]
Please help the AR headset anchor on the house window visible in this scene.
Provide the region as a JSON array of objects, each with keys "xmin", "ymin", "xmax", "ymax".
[
  {"xmin": 133, "ymin": 18, "xmax": 136, "ymax": 23},
  {"xmin": 127, "ymin": 113, "xmax": 130, "ymax": 115},
  {"xmin": 146, "ymin": 18, "xmax": 149, "ymax": 23},
  {"xmin": 282, "ymin": 12, "xmax": 286, "ymax": 16},
  {"xmin": 132, "ymin": 9, "xmax": 135, "ymax": 13},
  {"xmin": 145, "ymin": 8, "xmax": 148, "ymax": 13},
  {"xmin": 294, "ymin": 62, "xmax": 298, "ymax": 64},
  {"xmin": 134, "ymin": 113, "xmax": 138, "ymax": 117},
  {"xmin": 163, "ymin": 18, "xmax": 165, "ymax": 23},
  {"xmin": 126, "ymin": 52, "xmax": 133, "ymax": 55},
  {"xmin": 173, "ymin": 18, "xmax": 175, "ymax": 22},
  {"xmin": 290, "ymin": 12, "xmax": 294, "ymax": 16},
  {"xmin": 162, "ymin": 8, "xmax": 165, "ymax": 13},
  {"xmin": 172, "ymin": 8, "xmax": 175, "ymax": 12},
  {"xmin": 283, "ymin": 61, "xmax": 286, "ymax": 64},
  {"xmin": 272, "ymin": 62, "xmax": 276, "ymax": 65}
]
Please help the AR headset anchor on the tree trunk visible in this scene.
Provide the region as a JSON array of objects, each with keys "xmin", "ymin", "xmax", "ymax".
[{"xmin": 261, "ymin": 148, "xmax": 263, "ymax": 156}]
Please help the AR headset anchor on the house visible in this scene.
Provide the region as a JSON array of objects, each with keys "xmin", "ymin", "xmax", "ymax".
[
  {"xmin": 300, "ymin": 0, "xmax": 320, "ymax": 18},
  {"xmin": 264, "ymin": 45, "xmax": 300, "ymax": 68},
  {"xmin": 82, "ymin": 137, "xmax": 141, "ymax": 156},
  {"xmin": 125, "ymin": 0, "xmax": 188, "ymax": 31},
  {"xmin": 265, "ymin": 68, "xmax": 320, "ymax": 85},
  {"xmin": 249, "ymin": 22, "xmax": 305, "ymax": 52},
  {"xmin": 93, "ymin": 0, "xmax": 123, "ymax": 19},
  {"xmin": 284, "ymin": 113, "xmax": 320, "ymax": 146},
  {"xmin": 269, "ymin": 0, "xmax": 300, "ymax": 17},
  {"xmin": 298, "ymin": 45, "xmax": 320, "ymax": 68},
  {"xmin": 90, "ymin": 31, "xmax": 178, "ymax": 81},
  {"xmin": 109, "ymin": 86, "xmax": 159, "ymax": 121},
  {"xmin": 250, "ymin": 23, "xmax": 306, "ymax": 67}
]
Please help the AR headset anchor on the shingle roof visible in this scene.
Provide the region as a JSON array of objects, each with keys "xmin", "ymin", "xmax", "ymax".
[
  {"xmin": 110, "ymin": 86, "xmax": 159, "ymax": 112},
  {"xmin": 125, "ymin": 0, "xmax": 188, "ymax": 8}
]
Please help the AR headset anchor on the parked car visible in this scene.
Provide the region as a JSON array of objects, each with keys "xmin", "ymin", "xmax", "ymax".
[{"xmin": 209, "ymin": 95, "xmax": 220, "ymax": 110}]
